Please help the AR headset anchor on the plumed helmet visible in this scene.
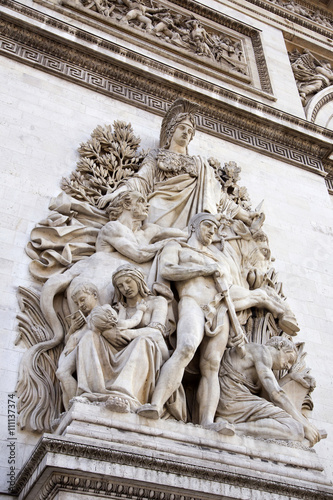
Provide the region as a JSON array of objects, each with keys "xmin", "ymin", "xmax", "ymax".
[{"xmin": 160, "ymin": 98, "xmax": 199, "ymax": 150}]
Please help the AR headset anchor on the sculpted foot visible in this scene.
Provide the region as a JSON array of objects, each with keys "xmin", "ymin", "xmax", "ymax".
[
  {"xmin": 106, "ymin": 396, "xmax": 130, "ymax": 413},
  {"xmin": 204, "ymin": 421, "xmax": 235, "ymax": 436},
  {"xmin": 277, "ymin": 313, "xmax": 300, "ymax": 336},
  {"xmin": 136, "ymin": 403, "xmax": 161, "ymax": 419}
]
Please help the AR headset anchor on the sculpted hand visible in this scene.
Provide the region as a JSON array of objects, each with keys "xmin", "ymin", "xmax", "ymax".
[
  {"xmin": 237, "ymin": 209, "xmax": 260, "ymax": 227},
  {"xmin": 140, "ymin": 241, "xmax": 164, "ymax": 253},
  {"xmin": 290, "ymin": 369, "xmax": 316, "ymax": 390},
  {"xmin": 97, "ymin": 193, "xmax": 115, "ymax": 209},
  {"xmin": 136, "ymin": 301, "xmax": 147, "ymax": 313},
  {"xmin": 68, "ymin": 312, "xmax": 86, "ymax": 335},
  {"xmin": 112, "ymin": 330, "xmax": 133, "ymax": 347},
  {"xmin": 304, "ymin": 422, "xmax": 321, "ymax": 447},
  {"xmin": 117, "ymin": 302, "xmax": 126, "ymax": 313},
  {"xmin": 98, "ymin": 186, "xmax": 128, "ymax": 208},
  {"xmin": 228, "ymin": 331, "xmax": 245, "ymax": 349},
  {"xmin": 203, "ymin": 263, "xmax": 221, "ymax": 277}
]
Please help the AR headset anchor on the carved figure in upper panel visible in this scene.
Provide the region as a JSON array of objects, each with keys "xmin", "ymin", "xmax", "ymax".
[
  {"xmin": 15, "ymin": 98, "xmax": 325, "ymax": 449},
  {"xmin": 152, "ymin": 12, "xmax": 188, "ymax": 47},
  {"xmin": 120, "ymin": 0, "xmax": 167, "ymax": 31},
  {"xmin": 289, "ymin": 49, "xmax": 333, "ymax": 106},
  {"xmin": 262, "ymin": 0, "xmax": 333, "ymax": 29},
  {"xmin": 265, "ymin": 0, "xmax": 333, "ymax": 30},
  {"xmin": 283, "ymin": 0, "xmax": 311, "ymax": 17},
  {"xmin": 312, "ymin": 9, "xmax": 333, "ymax": 28},
  {"xmin": 98, "ymin": 99, "xmax": 255, "ymax": 228},
  {"xmin": 77, "ymin": 0, "xmax": 247, "ymax": 74}
]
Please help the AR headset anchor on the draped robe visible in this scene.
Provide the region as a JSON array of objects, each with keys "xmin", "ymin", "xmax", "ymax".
[{"xmin": 126, "ymin": 149, "xmax": 239, "ymax": 228}]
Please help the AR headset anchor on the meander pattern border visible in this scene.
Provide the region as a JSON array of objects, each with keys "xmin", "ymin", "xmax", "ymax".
[{"xmin": 1, "ymin": 0, "xmax": 333, "ymax": 181}]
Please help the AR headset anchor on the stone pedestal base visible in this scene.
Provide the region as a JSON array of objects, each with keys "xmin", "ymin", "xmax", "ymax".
[{"xmin": 12, "ymin": 402, "xmax": 333, "ymax": 500}]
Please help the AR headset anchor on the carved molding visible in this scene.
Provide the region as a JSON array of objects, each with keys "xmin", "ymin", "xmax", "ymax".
[
  {"xmin": 36, "ymin": 473, "xmax": 206, "ymax": 500},
  {"xmin": 12, "ymin": 436, "xmax": 333, "ymax": 499},
  {"xmin": 309, "ymin": 89, "xmax": 333, "ymax": 124},
  {"xmin": 326, "ymin": 175, "xmax": 333, "ymax": 194},
  {"xmin": 233, "ymin": 0, "xmax": 333, "ymax": 38},
  {"xmin": 63, "ymin": 0, "xmax": 254, "ymax": 88},
  {"xmin": 1, "ymin": 0, "xmax": 333, "ymax": 180}
]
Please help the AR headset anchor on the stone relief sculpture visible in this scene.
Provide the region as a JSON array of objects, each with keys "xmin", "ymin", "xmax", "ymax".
[
  {"xmin": 120, "ymin": 0, "xmax": 166, "ymax": 32},
  {"xmin": 77, "ymin": 0, "xmax": 248, "ymax": 74},
  {"xmin": 55, "ymin": 277, "xmax": 162, "ymax": 410},
  {"xmin": 267, "ymin": 0, "xmax": 333, "ymax": 30},
  {"xmin": 98, "ymin": 99, "xmax": 255, "ymax": 228},
  {"xmin": 289, "ymin": 49, "xmax": 333, "ymax": 106},
  {"xmin": 138, "ymin": 213, "xmax": 299, "ymax": 429},
  {"xmin": 16, "ymin": 98, "xmax": 324, "ymax": 449},
  {"xmin": 62, "ymin": 265, "xmax": 184, "ymax": 417},
  {"xmin": 216, "ymin": 336, "xmax": 322, "ymax": 446}
]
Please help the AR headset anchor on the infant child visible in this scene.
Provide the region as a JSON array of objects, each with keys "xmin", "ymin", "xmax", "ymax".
[{"xmin": 87, "ymin": 302, "xmax": 147, "ymax": 347}]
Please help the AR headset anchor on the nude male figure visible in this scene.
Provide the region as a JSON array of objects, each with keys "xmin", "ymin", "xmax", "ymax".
[
  {"xmin": 96, "ymin": 190, "xmax": 186, "ymax": 262},
  {"xmin": 216, "ymin": 336, "xmax": 321, "ymax": 447},
  {"xmin": 40, "ymin": 190, "xmax": 186, "ymax": 350},
  {"xmin": 137, "ymin": 213, "xmax": 235, "ymax": 431},
  {"xmin": 137, "ymin": 213, "xmax": 298, "ymax": 431}
]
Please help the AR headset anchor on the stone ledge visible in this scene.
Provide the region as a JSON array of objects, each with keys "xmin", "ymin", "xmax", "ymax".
[{"xmin": 12, "ymin": 402, "xmax": 333, "ymax": 500}]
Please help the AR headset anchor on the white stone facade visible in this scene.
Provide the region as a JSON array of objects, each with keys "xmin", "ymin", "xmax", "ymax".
[{"xmin": 1, "ymin": 0, "xmax": 333, "ymax": 497}]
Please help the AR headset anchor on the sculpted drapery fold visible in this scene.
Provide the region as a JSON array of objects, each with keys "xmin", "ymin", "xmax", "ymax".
[
  {"xmin": 15, "ymin": 98, "xmax": 322, "ymax": 449},
  {"xmin": 125, "ymin": 150, "xmax": 238, "ymax": 228}
]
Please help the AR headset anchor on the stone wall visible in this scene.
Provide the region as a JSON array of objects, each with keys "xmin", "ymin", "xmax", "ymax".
[{"xmin": 1, "ymin": 0, "xmax": 333, "ymax": 496}]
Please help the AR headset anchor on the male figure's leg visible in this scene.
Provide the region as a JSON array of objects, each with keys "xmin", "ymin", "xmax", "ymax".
[
  {"xmin": 232, "ymin": 416, "xmax": 304, "ymax": 442},
  {"xmin": 198, "ymin": 315, "xmax": 234, "ymax": 433},
  {"xmin": 137, "ymin": 296, "xmax": 205, "ymax": 418}
]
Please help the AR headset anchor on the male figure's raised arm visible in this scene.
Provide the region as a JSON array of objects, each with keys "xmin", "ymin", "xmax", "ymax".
[{"xmin": 97, "ymin": 222, "xmax": 160, "ymax": 263}]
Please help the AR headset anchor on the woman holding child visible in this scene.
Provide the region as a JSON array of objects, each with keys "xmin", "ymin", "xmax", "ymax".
[{"xmin": 75, "ymin": 265, "xmax": 183, "ymax": 416}]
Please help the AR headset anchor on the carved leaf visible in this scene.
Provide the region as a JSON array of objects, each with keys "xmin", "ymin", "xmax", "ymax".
[
  {"xmin": 16, "ymin": 287, "xmax": 63, "ymax": 432},
  {"xmin": 62, "ymin": 122, "xmax": 144, "ymax": 206}
]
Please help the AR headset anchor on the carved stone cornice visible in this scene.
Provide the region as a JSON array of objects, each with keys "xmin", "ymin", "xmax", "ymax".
[
  {"xmin": 11, "ymin": 435, "xmax": 333, "ymax": 499},
  {"xmin": 1, "ymin": 0, "xmax": 333, "ymax": 181},
  {"xmin": 326, "ymin": 174, "xmax": 333, "ymax": 193},
  {"xmin": 229, "ymin": 0, "xmax": 333, "ymax": 40}
]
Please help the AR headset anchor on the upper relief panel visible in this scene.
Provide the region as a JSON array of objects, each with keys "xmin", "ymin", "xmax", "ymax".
[
  {"xmin": 241, "ymin": 0, "xmax": 333, "ymax": 35},
  {"xmin": 62, "ymin": 0, "xmax": 273, "ymax": 96}
]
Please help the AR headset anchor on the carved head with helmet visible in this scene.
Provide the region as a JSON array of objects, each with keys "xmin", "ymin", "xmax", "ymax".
[
  {"xmin": 160, "ymin": 98, "xmax": 199, "ymax": 153},
  {"xmin": 188, "ymin": 212, "xmax": 219, "ymax": 247}
]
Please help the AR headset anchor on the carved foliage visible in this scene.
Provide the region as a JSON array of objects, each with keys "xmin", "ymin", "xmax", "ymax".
[
  {"xmin": 16, "ymin": 287, "xmax": 63, "ymax": 432},
  {"xmin": 61, "ymin": 122, "xmax": 145, "ymax": 206},
  {"xmin": 15, "ymin": 115, "xmax": 317, "ymax": 444}
]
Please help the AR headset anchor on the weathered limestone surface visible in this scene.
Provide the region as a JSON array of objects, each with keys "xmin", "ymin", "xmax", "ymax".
[
  {"xmin": 11, "ymin": 402, "xmax": 333, "ymax": 500},
  {"xmin": 1, "ymin": 0, "xmax": 333, "ymax": 497}
]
